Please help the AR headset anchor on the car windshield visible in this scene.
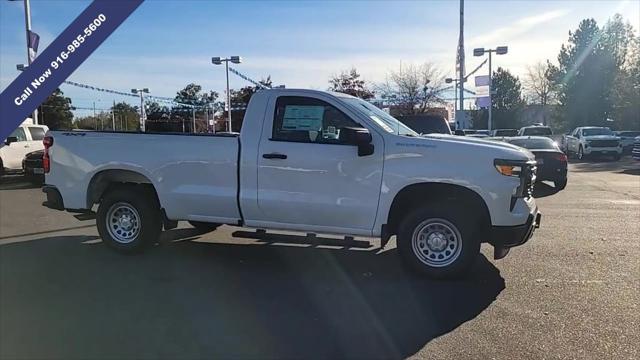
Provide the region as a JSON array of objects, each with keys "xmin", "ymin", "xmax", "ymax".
[
  {"xmin": 508, "ymin": 138, "xmax": 557, "ymax": 150},
  {"xmin": 523, "ymin": 127, "xmax": 552, "ymax": 136},
  {"xmin": 583, "ymin": 128, "xmax": 613, "ymax": 136},
  {"xmin": 342, "ymin": 97, "xmax": 418, "ymax": 136}
]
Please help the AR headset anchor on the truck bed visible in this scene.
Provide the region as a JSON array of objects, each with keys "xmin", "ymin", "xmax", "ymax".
[{"xmin": 46, "ymin": 131, "xmax": 241, "ymax": 223}]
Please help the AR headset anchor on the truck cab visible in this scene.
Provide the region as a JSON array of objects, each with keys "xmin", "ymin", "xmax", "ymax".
[{"xmin": 1, "ymin": 118, "xmax": 48, "ymax": 176}]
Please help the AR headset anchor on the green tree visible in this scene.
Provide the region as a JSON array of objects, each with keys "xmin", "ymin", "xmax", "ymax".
[
  {"xmin": 328, "ymin": 68, "xmax": 374, "ymax": 99},
  {"xmin": 38, "ymin": 88, "xmax": 73, "ymax": 130},
  {"xmin": 172, "ymin": 83, "xmax": 221, "ymax": 132},
  {"xmin": 110, "ymin": 102, "xmax": 140, "ymax": 131},
  {"xmin": 550, "ymin": 15, "xmax": 637, "ymax": 130},
  {"xmin": 474, "ymin": 68, "xmax": 525, "ymax": 129}
]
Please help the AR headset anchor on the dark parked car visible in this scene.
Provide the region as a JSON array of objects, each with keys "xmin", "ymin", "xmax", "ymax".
[
  {"xmin": 492, "ymin": 129, "xmax": 518, "ymax": 137},
  {"xmin": 396, "ymin": 114, "xmax": 451, "ymax": 135},
  {"xmin": 505, "ymin": 136, "xmax": 568, "ymax": 190},
  {"xmin": 22, "ymin": 149, "xmax": 44, "ymax": 184}
]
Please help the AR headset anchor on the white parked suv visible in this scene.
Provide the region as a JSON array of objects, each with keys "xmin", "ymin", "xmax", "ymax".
[
  {"xmin": 40, "ymin": 89, "xmax": 541, "ymax": 279},
  {"xmin": 565, "ymin": 127, "xmax": 622, "ymax": 160},
  {"xmin": 0, "ymin": 119, "xmax": 49, "ymax": 176}
]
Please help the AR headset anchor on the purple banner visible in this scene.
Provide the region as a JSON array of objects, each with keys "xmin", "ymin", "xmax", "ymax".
[{"xmin": 0, "ymin": 0, "xmax": 144, "ymax": 140}]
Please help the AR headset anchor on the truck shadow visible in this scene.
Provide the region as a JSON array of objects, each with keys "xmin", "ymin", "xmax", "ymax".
[{"xmin": 0, "ymin": 232, "xmax": 504, "ymax": 360}]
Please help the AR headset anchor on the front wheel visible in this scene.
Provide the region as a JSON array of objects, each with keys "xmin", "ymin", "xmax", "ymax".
[
  {"xmin": 397, "ymin": 205, "xmax": 481, "ymax": 279},
  {"xmin": 613, "ymin": 154, "xmax": 621, "ymax": 161},
  {"xmin": 97, "ymin": 186, "xmax": 162, "ymax": 253},
  {"xmin": 578, "ymin": 145, "xmax": 585, "ymax": 160}
]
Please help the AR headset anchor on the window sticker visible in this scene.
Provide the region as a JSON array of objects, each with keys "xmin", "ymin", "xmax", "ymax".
[{"xmin": 282, "ymin": 105, "xmax": 324, "ymax": 131}]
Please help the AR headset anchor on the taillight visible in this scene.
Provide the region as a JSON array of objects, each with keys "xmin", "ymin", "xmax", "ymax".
[
  {"xmin": 551, "ymin": 153, "xmax": 567, "ymax": 162},
  {"xmin": 43, "ymin": 136, "xmax": 53, "ymax": 173}
]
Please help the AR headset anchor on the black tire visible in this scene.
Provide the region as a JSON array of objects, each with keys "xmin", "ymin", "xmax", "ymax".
[
  {"xmin": 613, "ymin": 154, "xmax": 621, "ymax": 161},
  {"xmin": 577, "ymin": 145, "xmax": 585, "ymax": 160},
  {"xmin": 188, "ymin": 221, "xmax": 221, "ymax": 232},
  {"xmin": 397, "ymin": 204, "xmax": 481, "ymax": 279},
  {"xmin": 554, "ymin": 178, "xmax": 567, "ymax": 190},
  {"xmin": 97, "ymin": 185, "xmax": 162, "ymax": 253}
]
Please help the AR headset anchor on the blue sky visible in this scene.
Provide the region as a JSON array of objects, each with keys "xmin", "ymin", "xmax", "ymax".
[{"xmin": 1, "ymin": 0, "xmax": 638, "ymax": 115}]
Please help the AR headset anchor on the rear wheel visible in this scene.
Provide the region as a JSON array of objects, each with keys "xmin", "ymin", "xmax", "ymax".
[
  {"xmin": 188, "ymin": 221, "xmax": 221, "ymax": 232},
  {"xmin": 397, "ymin": 204, "xmax": 481, "ymax": 279},
  {"xmin": 97, "ymin": 186, "xmax": 161, "ymax": 253}
]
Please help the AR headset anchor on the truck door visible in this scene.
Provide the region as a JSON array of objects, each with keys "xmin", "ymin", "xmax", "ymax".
[
  {"xmin": 1, "ymin": 127, "xmax": 31, "ymax": 169},
  {"xmin": 254, "ymin": 95, "xmax": 383, "ymax": 234}
]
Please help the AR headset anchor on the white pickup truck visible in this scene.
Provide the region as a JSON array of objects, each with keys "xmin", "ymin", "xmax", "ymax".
[{"xmin": 42, "ymin": 89, "xmax": 541, "ymax": 278}]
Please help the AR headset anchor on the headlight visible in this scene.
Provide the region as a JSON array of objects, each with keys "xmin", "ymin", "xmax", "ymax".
[{"xmin": 495, "ymin": 164, "xmax": 522, "ymax": 177}]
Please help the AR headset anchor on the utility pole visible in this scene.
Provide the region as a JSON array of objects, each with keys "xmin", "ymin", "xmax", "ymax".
[
  {"xmin": 93, "ymin": 101, "xmax": 97, "ymax": 130},
  {"xmin": 192, "ymin": 107, "xmax": 196, "ymax": 133},
  {"xmin": 23, "ymin": 0, "xmax": 37, "ymax": 124},
  {"xmin": 111, "ymin": 100, "xmax": 116, "ymax": 131},
  {"xmin": 458, "ymin": 0, "xmax": 465, "ymax": 127},
  {"xmin": 131, "ymin": 88, "xmax": 149, "ymax": 132},
  {"xmin": 488, "ymin": 50, "xmax": 493, "ymax": 131}
]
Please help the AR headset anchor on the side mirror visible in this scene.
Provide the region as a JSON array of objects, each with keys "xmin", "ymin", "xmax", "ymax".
[
  {"xmin": 339, "ymin": 127, "xmax": 374, "ymax": 156},
  {"xmin": 4, "ymin": 136, "xmax": 18, "ymax": 146},
  {"xmin": 454, "ymin": 130, "xmax": 465, "ymax": 136}
]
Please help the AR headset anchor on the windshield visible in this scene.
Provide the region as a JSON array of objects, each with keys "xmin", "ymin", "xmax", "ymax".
[
  {"xmin": 523, "ymin": 127, "xmax": 552, "ymax": 136},
  {"xmin": 508, "ymin": 137, "xmax": 557, "ymax": 149},
  {"xmin": 342, "ymin": 97, "xmax": 418, "ymax": 136},
  {"xmin": 397, "ymin": 117, "xmax": 451, "ymax": 135},
  {"xmin": 583, "ymin": 128, "xmax": 614, "ymax": 136},
  {"xmin": 495, "ymin": 129, "xmax": 518, "ymax": 136}
]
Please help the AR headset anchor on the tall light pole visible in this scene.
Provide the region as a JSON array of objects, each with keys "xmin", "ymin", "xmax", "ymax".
[
  {"xmin": 457, "ymin": 0, "xmax": 465, "ymax": 128},
  {"xmin": 212, "ymin": 56, "xmax": 242, "ymax": 132},
  {"xmin": 131, "ymin": 88, "xmax": 149, "ymax": 132},
  {"xmin": 10, "ymin": 0, "xmax": 38, "ymax": 123},
  {"xmin": 473, "ymin": 46, "xmax": 508, "ymax": 131}
]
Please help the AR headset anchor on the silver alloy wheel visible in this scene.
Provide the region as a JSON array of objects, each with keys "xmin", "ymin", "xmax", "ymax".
[
  {"xmin": 106, "ymin": 202, "xmax": 141, "ymax": 244},
  {"xmin": 411, "ymin": 218, "xmax": 462, "ymax": 267}
]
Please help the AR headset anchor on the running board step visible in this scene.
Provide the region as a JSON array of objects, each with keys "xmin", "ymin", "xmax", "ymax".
[{"xmin": 231, "ymin": 230, "xmax": 372, "ymax": 249}]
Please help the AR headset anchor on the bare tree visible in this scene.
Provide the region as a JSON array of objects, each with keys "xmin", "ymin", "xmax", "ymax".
[
  {"xmin": 524, "ymin": 60, "xmax": 556, "ymax": 106},
  {"xmin": 376, "ymin": 62, "xmax": 446, "ymax": 115}
]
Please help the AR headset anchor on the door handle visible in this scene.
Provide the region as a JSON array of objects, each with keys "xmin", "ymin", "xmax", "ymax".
[{"xmin": 262, "ymin": 153, "xmax": 287, "ymax": 160}]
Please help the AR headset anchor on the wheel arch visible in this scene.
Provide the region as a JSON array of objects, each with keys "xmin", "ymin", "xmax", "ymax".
[
  {"xmin": 384, "ymin": 182, "xmax": 491, "ymax": 242},
  {"xmin": 86, "ymin": 169, "xmax": 159, "ymax": 208}
]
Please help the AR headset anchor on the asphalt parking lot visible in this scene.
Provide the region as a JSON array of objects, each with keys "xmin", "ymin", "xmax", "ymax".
[{"xmin": 0, "ymin": 158, "xmax": 638, "ymax": 360}]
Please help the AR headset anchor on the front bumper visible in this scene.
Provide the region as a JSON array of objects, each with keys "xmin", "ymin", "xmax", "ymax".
[
  {"xmin": 583, "ymin": 146, "xmax": 622, "ymax": 155},
  {"xmin": 490, "ymin": 209, "xmax": 541, "ymax": 259}
]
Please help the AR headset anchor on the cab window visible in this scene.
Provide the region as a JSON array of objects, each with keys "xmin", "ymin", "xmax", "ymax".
[
  {"xmin": 9, "ymin": 128, "xmax": 27, "ymax": 142},
  {"xmin": 272, "ymin": 96, "xmax": 361, "ymax": 144},
  {"xmin": 28, "ymin": 127, "xmax": 45, "ymax": 141}
]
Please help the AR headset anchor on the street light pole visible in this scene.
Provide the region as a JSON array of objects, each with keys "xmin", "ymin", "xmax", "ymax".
[
  {"xmin": 473, "ymin": 46, "xmax": 508, "ymax": 131},
  {"xmin": 212, "ymin": 56, "xmax": 242, "ymax": 132},
  {"xmin": 488, "ymin": 50, "xmax": 493, "ymax": 131},
  {"xmin": 225, "ymin": 60, "xmax": 231, "ymax": 132}
]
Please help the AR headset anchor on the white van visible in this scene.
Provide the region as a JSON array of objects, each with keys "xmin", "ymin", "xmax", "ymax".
[{"xmin": 1, "ymin": 118, "xmax": 49, "ymax": 175}]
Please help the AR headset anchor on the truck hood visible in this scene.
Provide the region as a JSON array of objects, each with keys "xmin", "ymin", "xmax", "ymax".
[{"xmin": 420, "ymin": 133, "xmax": 534, "ymax": 161}]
